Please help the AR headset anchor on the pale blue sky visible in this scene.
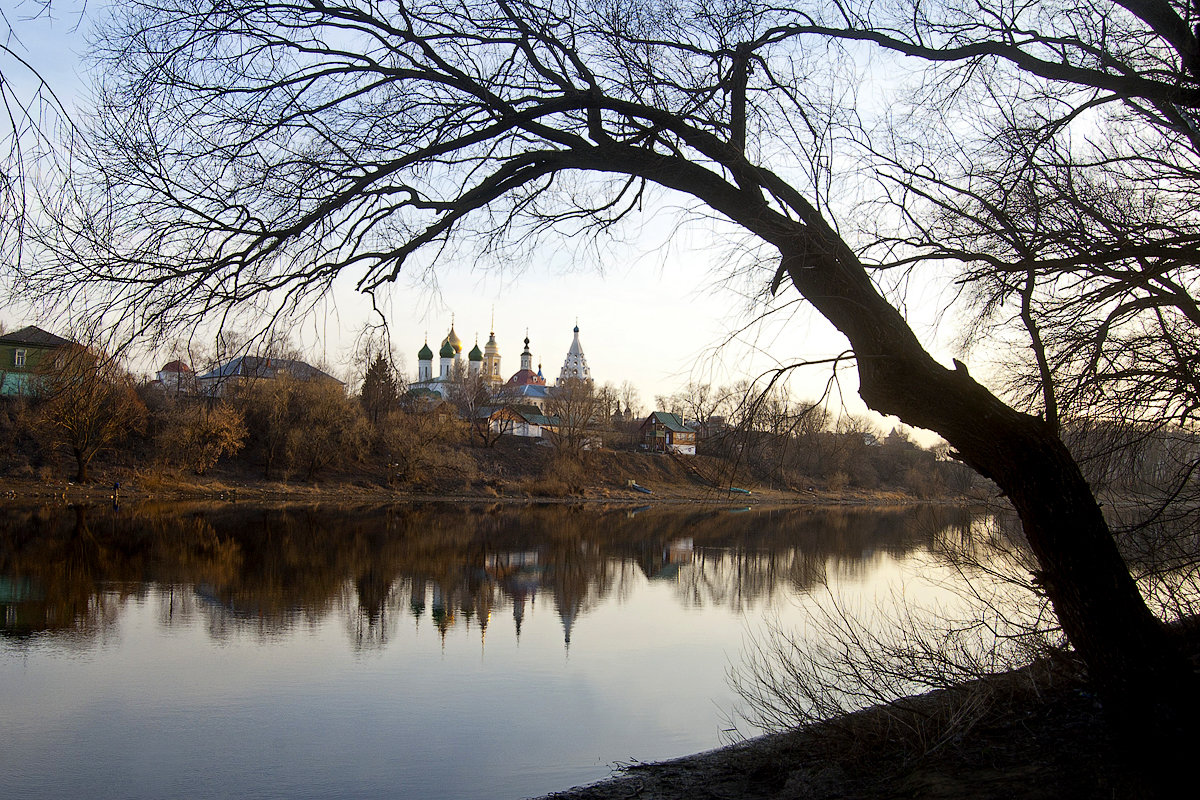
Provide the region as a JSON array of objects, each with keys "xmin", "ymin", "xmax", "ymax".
[{"xmin": 2, "ymin": 1, "xmax": 952, "ymax": 438}]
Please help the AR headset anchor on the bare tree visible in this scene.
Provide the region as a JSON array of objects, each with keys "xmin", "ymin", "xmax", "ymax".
[
  {"xmin": 228, "ymin": 377, "xmax": 292, "ymax": 478},
  {"xmin": 448, "ymin": 371, "xmax": 517, "ymax": 447},
  {"xmin": 1, "ymin": 1, "xmax": 76, "ymax": 271},
  {"xmin": 594, "ymin": 380, "xmax": 621, "ymax": 425},
  {"xmin": 668, "ymin": 381, "xmax": 726, "ymax": 429},
  {"xmin": 285, "ymin": 378, "xmax": 370, "ymax": 479},
  {"xmin": 618, "ymin": 380, "xmax": 641, "ymax": 420},
  {"xmin": 378, "ymin": 407, "xmax": 474, "ymax": 488},
  {"xmin": 40, "ymin": 0, "xmax": 1199, "ymax": 739},
  {"xmin": 545, "ymin": 377, "xmax": 601, "ymax": 456},
  {"xmin": 808, "ymin": 5, "xmax": 1200, "ymax": 500},
  {"xmin": 157, "ymin": 400, "xmax": 247, "ymax": 475},
  {"xmin": 36, "ymin": 344, "xmax": 145, "ymax": 481}
]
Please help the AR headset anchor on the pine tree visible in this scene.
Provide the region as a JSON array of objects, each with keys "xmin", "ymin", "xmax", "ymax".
[{"xmin": 360, "ymin": 355, "xmax": 398, "ymax": 425}]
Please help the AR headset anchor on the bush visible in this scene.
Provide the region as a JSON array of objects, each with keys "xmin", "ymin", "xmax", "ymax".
[
  {"xmin": 158, "ymin": 401, "xmax": 247, "ymax": 474},
  {"xmin": 904, "ymin": 463, "xmax": 944, "ymax": 499},
  {"xmin": 378, "ymin": 410, "xmax": 476, "ymax": 490},
  {"xmin": 0, "ymin": 398, "xmax": 44, "ymax": 475},
  {"xmin": 728, "ymin": 528, "xmax": 1064, "ymax": 755},
  {"xmin": 231, "ymin": 376, "xmax": 368, "ymax": 479},
  {"xmin": 827, "ymin": 471, "xmax": 849, "ymax": 492},
  {"xmin": 284, "ymin": 380, "xmax": 371, "ymax": 479}
]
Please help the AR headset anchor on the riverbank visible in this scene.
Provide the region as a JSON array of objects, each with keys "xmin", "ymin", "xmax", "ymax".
[
  {"xmin": 0, "ymin": 440, "xmax": 982, "ymax": 508},
  {"xmin": 534, "ymin": 622, "xmax": 1200, "ymax": 800}
]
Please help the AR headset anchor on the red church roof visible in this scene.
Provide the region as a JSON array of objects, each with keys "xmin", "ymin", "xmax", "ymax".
[{"xmin": 506, "ymin": 368, "xmax": 546, "ymax": 387}]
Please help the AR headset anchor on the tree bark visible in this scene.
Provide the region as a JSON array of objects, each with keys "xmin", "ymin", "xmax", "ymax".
[
  {"xmin": 767, "ymin": 236, "xmax": 1198, "ymax": 746},
  {"xmin": 578, "ymin": 139, "xmax": 1195, "ymax": 732},
  {"xmin": 74, "ymin": 447, "xmax": 88, "ymax": 483}
]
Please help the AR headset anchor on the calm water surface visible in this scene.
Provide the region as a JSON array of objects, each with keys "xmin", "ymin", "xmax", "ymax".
[{"xmin": 1, "ymin": 502, "xmax": 995, "ymax": 799}]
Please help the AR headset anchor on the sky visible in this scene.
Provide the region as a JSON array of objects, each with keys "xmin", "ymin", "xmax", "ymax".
[{"xmin": 2, "ymin": 1, "xmax": 954, "ymax": 440}]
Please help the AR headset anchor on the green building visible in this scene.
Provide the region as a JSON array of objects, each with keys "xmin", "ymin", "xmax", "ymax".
[{"xmin": 0, "ymin": 326, "xmax": 73, "ymax": 397}]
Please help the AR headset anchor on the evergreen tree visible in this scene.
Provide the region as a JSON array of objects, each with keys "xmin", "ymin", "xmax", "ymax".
[{"xmin": 360, "ymin": 355, "xmax": 398, "ymax": 425}]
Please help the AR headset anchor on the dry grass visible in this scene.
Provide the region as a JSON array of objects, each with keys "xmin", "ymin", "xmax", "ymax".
[{"xmin": 726, "ymin": 523, "xmax": 1067, "ymax": 760}]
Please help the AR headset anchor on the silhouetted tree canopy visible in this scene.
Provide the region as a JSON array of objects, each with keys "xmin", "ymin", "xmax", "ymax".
[{"xmin": 20, "ymin": 0, "xmax": 1200, "ymax": 767}]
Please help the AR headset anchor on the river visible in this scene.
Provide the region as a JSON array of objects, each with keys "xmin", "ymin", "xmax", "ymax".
[{"xmin": 0, "ymin": 501, "xmax": 1011, "ymax": 799}]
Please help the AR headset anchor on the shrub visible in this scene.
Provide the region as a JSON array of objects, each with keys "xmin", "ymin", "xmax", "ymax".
[
  {"xmin": 378, "ymin": 410, "xmax": 475, "ymax": 490},
  {"xmin": 158, "ymin": 401, "xmax": 247, "ymax": 475}
]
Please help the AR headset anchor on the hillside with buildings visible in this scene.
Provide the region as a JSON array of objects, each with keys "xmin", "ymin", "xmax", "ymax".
[{"xmin": 1, "ymin": 320, "xmax": 986, "ymax": 501}]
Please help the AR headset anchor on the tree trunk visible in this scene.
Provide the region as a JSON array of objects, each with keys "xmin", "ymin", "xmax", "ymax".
[
  {"xmin": 768, "ymin": 238, "xmax": 1198, "ymax": 735},
  {"xmin": 653, "ymin": 156, "xmax": 1195, "ymax": 728},
  {"xmin": 74, "ymin": 447, "xmax": 88, "ymax": 483}
]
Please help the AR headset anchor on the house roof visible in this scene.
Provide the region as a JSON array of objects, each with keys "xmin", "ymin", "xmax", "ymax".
[
  {"xmin": 407, "ymin": 386, "xmax": 444, "ymax": 401},
  {"xmin": 0, "ymin": 325, "xmax": 72, "ymax": 348},
  {"xmin": 507, "ymin": 404, "xmax": 546, "ymax": 420},
  {"xmin": 518, "ymin": 411, "xmax": 559, "ymax": 426},
  {"xmin": 160, "ymin": 359, "xmax": 193, "ymax": 373},
  {"xmin": 492, "ymin": 404, "xmax": 559, "ymax": 426},
  {"xmin": 506, "ymin": 368, "xmax": 546, "ymax": 387},
  {"xmin": 512, "ymin": 383, "xmax": 550, "ymax": 398},
  {"xmin": 643, "ymin": 411, "xmax": 689, "ymax": 433},
  {"xmin": 197, "ymin": 356, "xmax": 342, "ymax": 384}
]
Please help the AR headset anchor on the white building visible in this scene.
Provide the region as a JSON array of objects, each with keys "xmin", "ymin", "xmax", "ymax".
[
  {"xmin": 410, "ymin": 321, "xmax": 593, "ymax": 404},
  {"xmin": 557, "ymin": 325, "xmax": 591, "ymax": 384},
  {"xmin": 412, "ymin": 324, "xmax": 465, "ymax": 397}
]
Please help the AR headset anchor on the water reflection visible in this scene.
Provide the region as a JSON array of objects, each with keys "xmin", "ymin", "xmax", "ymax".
[
  {"xmin": 4, "ymin": 501, "xmax": 1008, "ymax": 800},
  {"xmin": 1, "ymin": 502, "xmax": 977, "ymax": 653}
]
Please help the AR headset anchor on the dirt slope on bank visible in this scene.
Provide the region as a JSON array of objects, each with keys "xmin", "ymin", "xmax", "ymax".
[{"xmin": 1, "ymin": 441, "xmax": 954, "ymax": 506}]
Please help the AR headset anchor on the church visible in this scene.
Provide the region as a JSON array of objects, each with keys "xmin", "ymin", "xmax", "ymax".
[{"xmin": 410, "ymin": 320, "xmax": 591, "ymax": 410}]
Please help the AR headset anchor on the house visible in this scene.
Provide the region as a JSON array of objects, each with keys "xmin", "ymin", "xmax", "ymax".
[
  {"xmin": 0, "ymin": 326, "xmax": 73, "ymax": 397},
  {"xmin": 690, "ymin": 415, "xmax": 729, "ymax": 442},
  {"xmin": 508, "ymin": 382, "xmax": 551, "ymax": 410},
  {"xmin": 489, "ymin": 404, "xmax": 560, "ymax": 440},
  {"xmin": 403, "ymin": 385, "xmax": 446, "ymax": 409},
  {"xmin": 640, "ymin": 411, "xmax": 697, "ymax": 455},
  {"xmin": 151, "ymin": 360, "xmax": 196, "ymax": 396},
  {"xmin": 196, "ymin": 355, "xmax": 342, "ymax": 397}
]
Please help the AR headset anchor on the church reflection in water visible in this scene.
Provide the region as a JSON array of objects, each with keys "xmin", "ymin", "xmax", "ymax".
[{"xmin": 1, "ymin": 501, "xmax": 988, "ymax": 652}]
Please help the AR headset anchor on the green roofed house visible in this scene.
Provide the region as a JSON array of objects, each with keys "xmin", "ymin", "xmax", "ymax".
[
  {"xmin": 640, "ymin": 411, "xmax": 697, "ymax": 455},
  {"xmin": 0, "ymin": 326, "xmax": 73, "ymax": 398},
  {"xmin": 488, "ymin": 404, "xmax": 560, "ymax": 440}
]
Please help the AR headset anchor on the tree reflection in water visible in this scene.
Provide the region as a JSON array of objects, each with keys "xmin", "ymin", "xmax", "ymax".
[{"xmin": 1, "ymin": 502, "xmax": 984, "ymax": 652}]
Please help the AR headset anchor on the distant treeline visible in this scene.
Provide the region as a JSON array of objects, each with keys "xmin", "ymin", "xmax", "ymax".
[{"xmin": 3, "ymin": 353, "xmax": 1182, "ymax": 497}]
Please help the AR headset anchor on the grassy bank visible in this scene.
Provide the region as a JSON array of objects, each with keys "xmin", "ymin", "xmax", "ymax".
[{"xmin": 0, "ymin": 438, "xmax": 980, "ymax": 507}]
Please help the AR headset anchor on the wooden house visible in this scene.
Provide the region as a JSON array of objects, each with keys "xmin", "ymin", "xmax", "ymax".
[
  {"xmin": 640, "ymin": 411, "xmax": 697, "ymax": 455},
  {"xmin": 489, "ymin": 404, "xmax": 560, "ymax": 440},
  {"xmin": 0, "ymin": 326, "xmax": 73, "ymax": 398}
]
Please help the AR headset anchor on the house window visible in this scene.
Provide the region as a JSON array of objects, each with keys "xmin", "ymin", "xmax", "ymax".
[{"xmin": 14, "ymin": 349, "xmax": 27, "ymax": 368}]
